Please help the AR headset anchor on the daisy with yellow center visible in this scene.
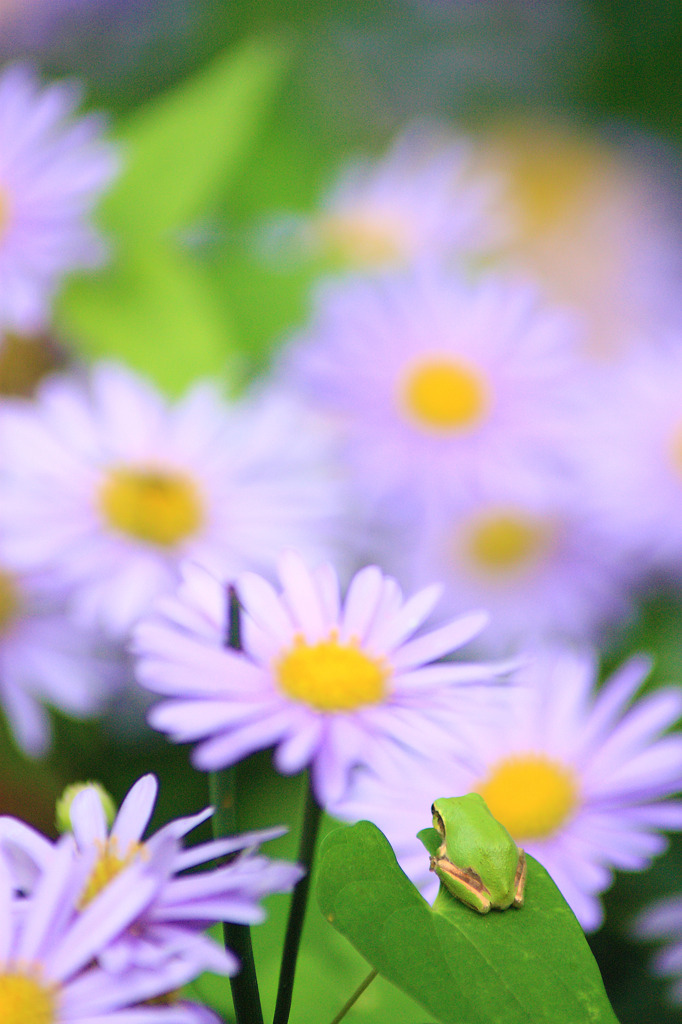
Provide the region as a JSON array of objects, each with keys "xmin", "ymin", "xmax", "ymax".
[
  {"xmin": 382, "ymin": 478, "xmax": 632, "ymax": 654},
  {"xmin": 276, "ymin": 630, "xmax": 389, "ymax": 713},
  {"xmin": 0, "ymin": 362, "xmax": 343, "ymax": 637},
  {"xmin": 78, "ymin": 836, "xmax": 144, "ymax": 908},
  {"xmin": 0, "ymin": 774, "xmax": 303, "ymax": 982},
  {"xmin": 476, "ymin": 754, "xmax": 579, "ymax": 842},
  {"xmin": 133, "ymin": 550, "xmax": 511, "ymax": 806},
  {"xmin": 0, "ymin": 833, "xmax": 222, "ymax": 1024},
  {"xmin": 285, "ymin": 268, "xmax": 579, "ymax": 508},
  {"xmin": 334, "ymin": 648, "xmax": 682, "ymax": 931},
  {"xmin": 0, "ymin": 972, "xmax": 55, "ymax": 1024}
]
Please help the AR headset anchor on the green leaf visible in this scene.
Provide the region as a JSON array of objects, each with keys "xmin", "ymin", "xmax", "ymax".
[
  {"xmin": 103, "ymin": 38, "xmax": 289, "ymax": 238},
  {"xmin": 185, "ymin": 760, "xmax": 439, "ymax": 1024},
  {"xmin": 317, "ymin": 821, "xmax": 620, "ymax": 1024},
  {"xmin": 57, "ymin": 244, "xmax": 235, "ymax": 394},
  {"xmin": 55, "ymin": 38, "xmax": 289, "ymax": 392}
]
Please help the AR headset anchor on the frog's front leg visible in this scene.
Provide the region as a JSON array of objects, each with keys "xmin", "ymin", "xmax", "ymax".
[
  {"xmin": 429, "ymin": 852, "xmax": 492, "ymax": 914},
  {"xmin": 513, "ymin": 850, "xmax": 526, "ymax": 908}
]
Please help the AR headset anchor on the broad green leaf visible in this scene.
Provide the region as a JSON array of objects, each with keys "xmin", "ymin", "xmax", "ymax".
[
  {"xmin": 103, "ymin": 38, "xmax": 289, "ymax": 238},
  {"xmin": 317, "ymin": 821, "xmax": 620, "ymax": 1024},
  {"xmin": 57, "ymin": 244, "xmax": 235, "ymax": 394},
  {"xmin": 185, "ymin": 759, "xmax": 437, "ymax": 1023}
]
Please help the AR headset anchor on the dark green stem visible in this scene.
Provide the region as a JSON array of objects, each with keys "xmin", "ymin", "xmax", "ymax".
[
  {"xmin": 272, "ymin": 779, "xmax": 323, "ymax": 1024},
  {"xmin": 225, "ymin": 584, "xmax": 242, "ymax": 650},
  {"xmin": 328, "ymin": 969, "xmax": 379, "ymax": 1024},
  {"xmin": 208, "ymin": 586, "xmax": 264, "ymax": 1024},
  {"xmin": 210, "ymin": 768, "xmax": 264, "ymax": 1024}
]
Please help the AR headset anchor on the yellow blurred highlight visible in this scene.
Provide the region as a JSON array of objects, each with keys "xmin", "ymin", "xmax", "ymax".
[
  {"xmin": 461, "ymin": 509, "xmax": 554, "ymax": 578},
  {"xmin": 477, "ymin": 753, "xmax": 580, "ymax": 841},
  {"xmin": 316, "ymin": 211, "xmax": 408, "ymax": 268},
  {"xmin": 479, "ymin": 125, "xmax": 673, "ymax": 360},
  {"xmin": 0, "ymin": 572, "xmax": 21, "ymax": 633}
]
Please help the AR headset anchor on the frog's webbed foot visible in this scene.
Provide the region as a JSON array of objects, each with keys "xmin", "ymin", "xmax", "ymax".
[{"xmin": 513, "ymin": 849, "xmax": 526, "ymax": 907}]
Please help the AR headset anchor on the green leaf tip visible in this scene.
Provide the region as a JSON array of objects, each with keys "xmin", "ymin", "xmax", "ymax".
[
  {"xmin": 416, "ymin": 827, "xmax": 441, "ymax": 858},
  {"xmin": 103, "ymin": 36, "xmax": 290, "ymax": 239}
]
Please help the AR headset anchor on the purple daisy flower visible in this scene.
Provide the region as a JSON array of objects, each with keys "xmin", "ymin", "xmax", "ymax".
[
  {"xmin": 0, "ymin": 830, "xmax": 220, "ymax": 1022},
  {"xmin": 132, "ymin": 550, "xmax": 514, "ymax": 806},
  {"xmin": 0, "ymin": 363, "xmax": 345, "ymax": 637},
  {"xmin": 0, "ymin": 63, "xmax": 118, "ymax": 332},
  {"xmin": 0, "ymin": 773, "xmax": 303, "ymax": 976},
  {"xmin": 281, "ymin": 268, "xmax": 581, "ymax": 510},
  {"xmin": 306, "ymin": 124, "xmax": 506, "ymax": 271},
  {"xmin": 370, "ymin": 475, "xmax": 634, "ymax": 655}
]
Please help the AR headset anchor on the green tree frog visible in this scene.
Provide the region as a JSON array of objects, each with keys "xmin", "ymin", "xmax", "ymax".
[{"xmin": 420, "ymin": 793, "xmax": 526, "ymax": 914}]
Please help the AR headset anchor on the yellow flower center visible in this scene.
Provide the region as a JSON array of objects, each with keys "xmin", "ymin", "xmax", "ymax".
[
  {"xmin": 0, "ymin": 571, "xmax": 21, "ymax": 633},
  {"xmin": 500, "ymin": 131, "xmax": 609, "ymax": 239},
  {"xmin": 318, "ymin": 212, "xmax": 406, "ymax": 267},
  {"xmin": 463, "ymin": 511, "xmax": 552, "ymax": 576},
  {"xmin": 476, "ymin": 754, "xmax": 580, "ymax": 841},
  {"xmin": 399, "ymin": 357, "xmax": 489, "ymax": 433},
  {"xmin": 79, "ymin": 837, "xmax": 143, "ymax": 908},
  {"xmin": 98, "ymin": 466, "xmax": 204, "ymax": 548},
  {"xmin": 0, "ymin": 972, "xmax": 56, "ymax": 1024},
  {"xmin": 276, "ymin": 632, "xmax": 389, "ymax": 712}
]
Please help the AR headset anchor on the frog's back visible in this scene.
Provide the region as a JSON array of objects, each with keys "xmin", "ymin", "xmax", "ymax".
[{"xmin": 447, "ymin": 794, "xmax": 520, "ymax": 884}]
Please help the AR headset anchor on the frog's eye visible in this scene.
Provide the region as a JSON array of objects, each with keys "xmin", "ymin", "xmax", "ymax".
[{"xmin": 432, "ymin": 805, "xmax": 446, "ymax": 837}]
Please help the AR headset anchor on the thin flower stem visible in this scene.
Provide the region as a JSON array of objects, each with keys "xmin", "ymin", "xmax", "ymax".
[
  {"xmin": 207, "ymin": 586, "xmax": 264, "ymax": 1024},
  {"xmin": 272, "ymin": 779, "xmax": 323, "ymax": 1024},
  {"xmin": 209, "ymin": 769, "xmax": 264, "ymax": 1024},
  {"xmin": 225, "ymin": 584, "xmax": 242, "ymax": 650},
  {"xmin": 328, "ymin": 969, "xmax": 379, "ymax": 1024}
]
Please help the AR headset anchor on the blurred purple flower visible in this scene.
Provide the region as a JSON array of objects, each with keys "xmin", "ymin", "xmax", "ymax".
[{"xmin": 0, "ymin": 63, "xmax": 118, "ymax": 332}]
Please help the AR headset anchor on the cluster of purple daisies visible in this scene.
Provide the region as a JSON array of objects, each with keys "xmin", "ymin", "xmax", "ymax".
[
  {"xmin": 2, "ymin": 58, "xmax": 682, "ymax": 1012},
  {"xmin": 0, "ymin": 773, "xmax": 302, "ymax": 1023}
]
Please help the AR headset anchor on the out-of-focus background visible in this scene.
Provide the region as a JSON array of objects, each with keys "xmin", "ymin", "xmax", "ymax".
[{"xmin": 2, "ymin": 2, "xmax": 682, "ymax": 1021}]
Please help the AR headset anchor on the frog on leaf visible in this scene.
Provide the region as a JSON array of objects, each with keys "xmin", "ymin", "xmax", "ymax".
[{"xmin": 417, "ymin": 793, "xmax": 526, "ymax": 914}]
